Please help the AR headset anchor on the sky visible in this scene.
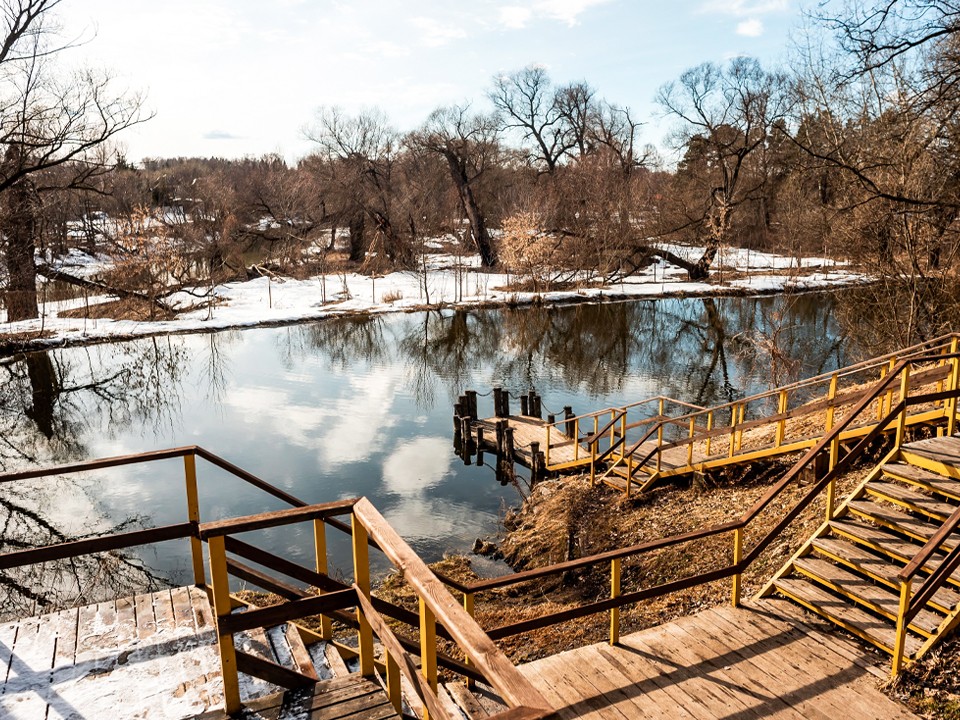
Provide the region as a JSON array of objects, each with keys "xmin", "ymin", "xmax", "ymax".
[{"xmin": 54, "ymin": 0, "xmax": 810, "ymax": 163}]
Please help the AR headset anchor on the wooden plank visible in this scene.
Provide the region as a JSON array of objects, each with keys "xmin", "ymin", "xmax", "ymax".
[
  {"xmin": 884, "ymin": 462, "xmax": 960, "ymax": 500},
  {"xmin": 773, "ymin": 577, "xmax": 922, "ymax": 656},
  {"xmin": 234, "ymin": 649, "xmax": 315, "ymax": 690},
  {"xmin": 199, "ymin": 500, "xmax": 359, "ymax": 539},
  {"xmin": 524, "ymin": 649, "xmax": 635, "ymax": 720},
  {"xmin": 283, "ymin": 623, "xmax": 319, "ymax": 681},
  {"xmin": 134, "ymin": 592, "xmax": 158, "ymax": 644},
  {"xmin": 6, "ymin": 613, "xmax": 57, "ymax": 719},
  {"xmin": 51, "ymin": 607, "xmax": 78, "ymax": 671},
  {"xmin": 792, "ymin": 556, "xmax": 944, "ymax": 634},
  {"xmin": 171, "ymin": 586, "xmax": 198, "ymax": 631},
  {"xmin": 667, "ymin": 613, "xmax": 810, "ymax": 719},
  {"xmin": 446, "ymin": 681, "xmax": 492, "ymax": 717},
  {"xmin": 846, "ymin": 500, "xmax": 948, "ymax": 547},
  {"xmin": 866, "ymin": 481, "xmax": 958, "ymax": 520}
]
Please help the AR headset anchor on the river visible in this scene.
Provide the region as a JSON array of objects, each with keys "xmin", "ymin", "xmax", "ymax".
[{"xmin": 0, "ymin": 292, "xmax": 853, "ymax": 615}]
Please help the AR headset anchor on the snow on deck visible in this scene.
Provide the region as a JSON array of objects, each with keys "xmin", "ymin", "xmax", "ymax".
[{"xmin": 0, "ymin": 587, "xmax": 295, "ymax": 719}]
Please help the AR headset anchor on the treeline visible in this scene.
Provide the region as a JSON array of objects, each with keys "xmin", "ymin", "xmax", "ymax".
[{"xmin": 3, "ymin": 1, "xmax": 960, "ymax": 344}]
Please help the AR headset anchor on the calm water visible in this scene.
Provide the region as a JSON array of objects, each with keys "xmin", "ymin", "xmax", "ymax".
[{"xmin": 0, "ymin": 292, "xmax": 851, "ymax": 606}]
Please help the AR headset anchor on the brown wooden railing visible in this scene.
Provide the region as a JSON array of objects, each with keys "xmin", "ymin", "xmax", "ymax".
[
  {"xmin": 0, "ymin": 448, "xmax": 550, "ymax": 719},
  {"xmin": 565, "ymin": 333, "xmax": 960, "ymax": 491},
  {"xmin": 455, "ymin": 353, "xmax": 960, "ymax": 665}
]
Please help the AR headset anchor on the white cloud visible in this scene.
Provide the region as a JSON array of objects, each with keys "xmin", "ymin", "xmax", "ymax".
[
  {"xmin": 382, "ymin": 437, "xmax": 452, "ymax": 496},
  {"xmin": 736, "ymin": 18, "xmax": 764, "ymax": 36},
  {"xmin": 411, "ymin": 16, "xmax": 468, "ymax": 47},
  {"xmin": 499, "ymin": 6, "xmax": 533, "ymax": 29},
  {"xmin": 699, "ymin": 0, "xmax": 788, "ymax": 16},
  {"xmin": 497, "ymin": 0, "xmax": 610, "ymax": 29}
]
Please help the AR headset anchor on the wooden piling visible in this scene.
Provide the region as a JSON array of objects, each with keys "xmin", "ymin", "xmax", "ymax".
[
  {"xmin": 476, "ymin": 428, "xmax": 484, "ymax": 466},
  {"xmin": 493, "ymin": 387, "xmax": 503, "ymax": 418},
  {"xmin": 461, "ymin": 417, "xmax": 473, "ymax": 465},
  {"xmin": 520, "ymin": 395, "xmax": 529, "ymax": 416},
  {"xmin": 564, "ymin": 406, "xmax": 575, "ymax": 437},
  {"xmin": 465, "ymin": 390, "xmax": 478, "ymax": 420},
  {"xmin": 530, "ymin": 441, "xmax": 541, "ymax": 484},
  {"xmin": 502, "ymin": 391, "xmax": 511, "ymax": 418},
  {"xmin": 453, "ymin": 414, "xmax": 463, "ymax": 453},
  {"xmin": 547, "ymin": 413, "xmax": 555, "ymax": 425},
  {"xmin": 532, "ymin": 393, "xmax": 542, "ymax": 419}
]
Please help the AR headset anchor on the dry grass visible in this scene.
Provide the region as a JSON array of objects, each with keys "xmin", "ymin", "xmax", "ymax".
[{"xmin": 58, "ymin": 296, "xmax": 176, "ymax": 321}]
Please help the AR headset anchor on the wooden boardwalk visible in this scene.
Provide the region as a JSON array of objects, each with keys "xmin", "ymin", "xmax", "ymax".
[
  {"xmin": 518, "ymin": 599, "xmax": 919, "ymax": 720},
  {"xmin": 0, "ymin": 586, "xmax": 398, "ymax": 720}
]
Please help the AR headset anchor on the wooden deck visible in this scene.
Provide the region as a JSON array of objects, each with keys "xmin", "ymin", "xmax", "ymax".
[
  {"xmin": 0, "ymin": 586, "xmax": 397, "ymax": 720},
  {"xmin": 518, "ymin": 599, "xmax": 919, "ymax": 720}
]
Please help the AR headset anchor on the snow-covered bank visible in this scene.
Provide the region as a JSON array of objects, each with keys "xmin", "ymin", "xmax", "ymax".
[{"xmin": 1, "ymin": 246, "xmax": 869, "ymax": 353}]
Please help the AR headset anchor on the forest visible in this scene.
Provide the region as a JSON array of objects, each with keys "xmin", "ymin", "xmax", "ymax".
[{"xmin": 1, "ymin": 0, "xmax": 959, "ymax": 350}]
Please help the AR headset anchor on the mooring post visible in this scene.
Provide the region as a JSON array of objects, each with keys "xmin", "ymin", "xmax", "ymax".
[
  {"xmin": 530, "ymin": 441, "xmax": 540, "ymax": 484},
  {"xmin": 564, "ymin": 406, "xmax": 575, "ymax": 437},
  {"xmin": 493, "ymin": 387, "xmax": 503, "ymax": 418},
  {"xmin": 461, "ymin": 417, "xmax": 473, "ymax": 465},
  {"xmin": 547, "ymin": 413, "xmax": 555, "ymax": 425},
  {"xmin": 453, "ymin": 412, "xmax": 463, "ymax": 453},
  {"xmin": 520, "ymin": 394, "xmax": 529, "ymax": 416},
  {"xmin": 476, "ymin": 427, "xmax": 485, "ymax": 466},
  {"xmin": 495, "ymin": 419, "xmax": 506, "ymax": 458},
  {"xmin": 504, "ymin": 426, "xmax": 515, "ymax": 462},
  {"xmin": 532, "ymin": 392, "xmax": 542, "ymax": 419},
  {"xmin": 466, "ymin": 390, "xmax": 478, "ymax": 420},
  {"xmin": 502, "ymin": 391, "xmax": 511, "ymax": 418}
]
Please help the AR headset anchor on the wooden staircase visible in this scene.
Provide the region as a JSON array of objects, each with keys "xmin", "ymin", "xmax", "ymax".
[{"xmin": 763, "ymin": 434, "xmax": 960, "ymax": 664}]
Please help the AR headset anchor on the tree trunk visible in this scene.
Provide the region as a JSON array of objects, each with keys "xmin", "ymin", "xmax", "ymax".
[
  {"xmin": 348, "ymin": 212, "xmax": 366, "ymax": 263},
  {"xmin": 24, "ymin": 351, "xmax": 59, "ymax": 439},
  {"xmin": 3, "ymin": 171, "xmax": 41, "ymax": 321},
  {"xmin": 440, "ymin": 151, "xmax": 497, "ymax": 267}
]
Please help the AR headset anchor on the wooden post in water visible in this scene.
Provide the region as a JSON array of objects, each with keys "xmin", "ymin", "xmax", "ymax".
[
  {"xmin": 564, "ymin": 406, "xmax": 574, "ymax": 437},
  {"xmin": 532, "ymin": 392, "xmax": 542, "ymax": 419},
  {"xmin": 520, "ymin": 394, "xmax": 529, "ymax": 416},
  {"xmin": 465, "ymin": 390, "xmax": 478, "ymax": 420},
  {"xmin": 461, "ymin": 417, "xmax": 473, "ymax": 464},
  {"xmin": 476, "ymin": 428, "xmax": 485, "ymax": 466},
  {"xmin": 530, "ymin": 441, "xmax": 540, "ymax": 484},
  {"xmin": 504, "ymin": 426, "xmax": 515, "ymax": 465},
  {"xmin": 453, "ymin": 409, "xmax": 463, "ymax": 454},
  {"xmin": 493, "ymin": 387, "xmax": 503, "ymax": 418},
  {"xmin": 502, "ymin": 391, "xmax": 511, "ymax": 418}
]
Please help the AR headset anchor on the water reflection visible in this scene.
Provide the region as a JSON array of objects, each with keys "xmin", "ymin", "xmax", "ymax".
[{"xmin": 0, "ymin": 293, "xmax": 849, "ymax": 608}]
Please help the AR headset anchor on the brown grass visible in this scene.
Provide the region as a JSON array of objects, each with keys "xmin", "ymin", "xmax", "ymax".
[{"xmin": 58, "ymin": 296, "xmax": 176, "ymax": 321}]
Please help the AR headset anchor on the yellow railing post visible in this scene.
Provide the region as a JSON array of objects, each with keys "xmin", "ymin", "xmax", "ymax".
[
  {"xmin": 775, "ymin": 390, "xmax": 788, "ymax": 447},
  {"xmin": 386, "ymin": 651, "xmax": 402, "ymax": 713},
  {"xmin": 590, "ymin": 442, "xmax": 597, "ymax": 485},
  {"xmin": 545, "ymin": 424, "xmax": 551, "ymax": 467},
  {"xmin": 463, "ymin": 592, "xmax": 476, "ymax": 689},
  {"xmin": 574, "ymin": 418, "xmax": 580, "ymax": 461},
  {"xmin": 352, "ymin": 515, "xmax": 375, "ymax": 677},
  {"xmin": 420, "ymin": 598, "xmax": 438, "ymax": 719},
  {"xmin": 892, "ymin": 579, "xmax": 912, "ymax": 677},
  {"xmin": 704, "ymin": 411, "xmax": 714, "ymax": 457},
  {"xmin": 735, "ymin": 403, "xmax": 746, "ymax": 452},
  {"xmin": 657, "ymin": 398, "xmax": 665, "ymax": 446},
  {"xmin": 885, "ymin": 357, "xmax": 897, "ymax": 417},
  {"xmin": 313, "ymin": 519, "xmax": 333, "ymax": 640},
  {"xmin": 183, "ymin": 453, "xmax": 205, "ymax": 588},
  {"xmin": 208, "ymin": 535, "xmax": 241, "ymax": 715},
  {"xmin": 728, "ymin": 403, "xmax": 738, "ymax": 458},
  {"xmin": 625, "ymin": 456, "xmax": 633, "ymax": 497},
  {"xmin": 610, "ymin": 558, "xmax": 621, "ymax": 645},
  {"xmin": 825, "ymin": 374, "xmax": 839, "ymax": 470},
  {"xmin": 896, "ymin": 365, "xmax": 911, "ymax": 449},
  {"xmin": 687, "ymin": 417, "xmax": 695, "ymax": 466},
  {"xmin": 948, "ymin": 338, "xmax": 960, "ymax": 437},
  {"xmin": 619, "ymin": 412, "xmax": 627, "ymax": 462},
  {"xmin": 732, "ymin": 527, "xmax": 743, "ymax": 607}
]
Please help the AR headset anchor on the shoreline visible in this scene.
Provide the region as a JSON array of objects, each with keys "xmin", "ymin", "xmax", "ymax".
[{"xmin": 0, "ymin": 274, "xmax": 869, "ymax": 356}]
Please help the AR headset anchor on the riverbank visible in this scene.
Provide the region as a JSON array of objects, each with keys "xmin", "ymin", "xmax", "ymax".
[{"xmin": 0, "ymin": 244, "xmax": 866, "ymax": 355}]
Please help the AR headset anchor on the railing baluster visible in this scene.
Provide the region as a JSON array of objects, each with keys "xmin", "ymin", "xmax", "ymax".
[
  {"xmin": 313, "ymin": 519, "xmax": 333, "ymax": 640},
  {"xmin": 732, "ymin": 527, "xmax": 743, "ymax": 607},
  {"xmin": 705, "ymin": 411, "xmax": 714, "ymax": 457},
  {"xmin": 352, "ymin": 515, "xmax": 375, "ymax": 676},
  {"xmin": 775, "ymin": 390, "xmax": 788, "ymax": 448},
  {"xmin": 386, "ymin": 651, "xmax": 402, "ymax": 713},
  {"xmin": 687, "ymin": 417, "xmax": 695, "ymax": 466},
  {"xmin": 892, "ymin": 579, "xmax": 912, "ymax": 677},
  {"xmin": 420, "ymin": 598, "xmax": 439, "ymax": 719},
  {"xmin": 183, "ymin": 453, "xmax": 205, "ymax": 588},
  {"xmin": 208, "ymin": 535, "xmax": 241, "ymax": 715},
  {"xmin": 728, "ymin": 403, "xmax": 738, "ymax": 459},
  {"xmin": 610, "ymin": 558, "xmax": 621, "ymax": 645},
  {"xmin": 896, "ymin": 365, "xmax": 911, "ymax": 448},
  {"xmin": 463, "ymin": 592, "xmax": 476, "ymax": 689},
  {"xmin": 949, "ymin": 338, "xmax": 960, "ymax": 437}
]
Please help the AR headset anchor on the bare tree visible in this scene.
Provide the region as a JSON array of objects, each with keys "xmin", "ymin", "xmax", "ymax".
[
  {"xmin": 658, "ymin": 58, "xmax": 791, "ymax": 279},
  {"xmin": 0, "ymin": 0, "xmax": 148, "ymax": 321},
  {"xmin": 410, "ymin": 105, "xmax": 500, "ymax": 266}
]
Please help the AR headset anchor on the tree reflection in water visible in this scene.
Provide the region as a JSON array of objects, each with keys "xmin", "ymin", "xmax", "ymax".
[{"xmin": 0, "ymin": 338, "xmax": 188, "ymax": 619}]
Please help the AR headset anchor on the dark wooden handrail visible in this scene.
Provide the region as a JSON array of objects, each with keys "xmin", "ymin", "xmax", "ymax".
[{"xmin": 198, "ymin": 500, "xmax": 358, "ymax": 538}]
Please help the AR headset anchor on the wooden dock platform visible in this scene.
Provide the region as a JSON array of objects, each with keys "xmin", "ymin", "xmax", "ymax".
[
  {"xmin": 518, "ymin": 599, "xmax": 918, "ymax": 720},
  {"xmin": 0, "ymin": 586, "xmax": 398, "ymax": 720}
]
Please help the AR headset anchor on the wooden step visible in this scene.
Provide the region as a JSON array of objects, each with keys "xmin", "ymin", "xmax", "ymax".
[
  {"xmin": 883, "ymin": 462, "xmax": 960, "ymax": 501},
  {"xmin": 773, "ymin": 577, "xmax": 923, "ymax": 657},
  {"xmin": 811, "ymin": 536, "xmax": 960, "ymax": 613},
  {"xmin": 901, "ymin": 435, "xmax": 960, "ymax": 478},
  {"xmin": 865, "ymin": 480, "xmax": 958, "ymax": 521},
  {"xmin": 792, "ymin": 556, "xmax": 944, "ymax": 635},
  {"xmin": 845, "ymin": 500, "xmax": 954, "ymax": 549},
  {"xmin": 828, "ymin": 518, "xmax": 960, "ymax": 588}
]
